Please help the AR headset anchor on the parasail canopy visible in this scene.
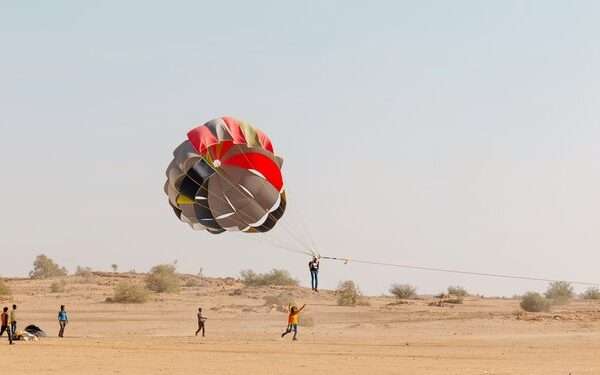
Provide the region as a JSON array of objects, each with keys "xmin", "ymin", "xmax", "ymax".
[{"xmin": 164, "ymin": 116, "xmax": 286, "ymax": 234}]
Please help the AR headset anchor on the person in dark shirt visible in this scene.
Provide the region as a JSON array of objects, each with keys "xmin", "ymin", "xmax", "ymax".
[
  {"xmin": 0, "ymin": 307, "xmax": 13, "ymax": 344},
  {"xmin": 308, "ymin": 257, "xmax": 320, "ymax": 292}
]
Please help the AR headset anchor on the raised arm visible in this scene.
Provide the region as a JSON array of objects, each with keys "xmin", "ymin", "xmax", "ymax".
[{"xmin": 297, "ymin": 304, "xmax": 306, "ymax": 312}]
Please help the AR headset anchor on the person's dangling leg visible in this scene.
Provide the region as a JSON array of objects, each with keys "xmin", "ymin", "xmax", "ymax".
[
  {"xmin": 281, "ymin": 324, "xmax": 291, "ymax": 338},
  {"xmin": 292, "ymin": 324, "xmax": 298, "ymax": 341}
]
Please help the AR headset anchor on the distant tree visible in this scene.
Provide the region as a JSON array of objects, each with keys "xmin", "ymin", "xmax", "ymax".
[
  {"xmin": 29, "ymin": 254, "xmax": 68, "ymax": 279},
  {"xmin": 545, "ymin": 281, "xmax": 573, "ymax": 304},
  {"xmin": 240, "ymin": 269, "xmax": 298, "ymax": 287},
  {"xmin": 447, "ymin": 286, "xmax": 469, "ymax": 297},
  {"xmin": 389, "ymin": 284, "xmax": 417, "ymax": 299},
  {"xmin": 583, "ymin": 287, "xmax": 600, "ymax": 300},
  {"xmin": 520, "ymin": 292, "xmax": 551, "ymax": 312},
  {"xmin": 197, "ymin": 268, "xmax": 204, "ymax": 278},
  {"xmin": 111, "ymin": 264, "xmax": 118, "ymax": 272},
  {"xmin": 145, "ymin": 264, "xmax": 180, "ymax": 293},
  {"xmin": 110, "ymin": 282, "xmax": 149, "ymax": 303},
  {"xmin": 336, "ymin": 280, "xmax": 361, "ymax": 306}
]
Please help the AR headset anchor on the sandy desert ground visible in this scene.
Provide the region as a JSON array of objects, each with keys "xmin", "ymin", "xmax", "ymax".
[{"xmin": 1, "ymin": 273, "xmax": 600, "ymax": 375}]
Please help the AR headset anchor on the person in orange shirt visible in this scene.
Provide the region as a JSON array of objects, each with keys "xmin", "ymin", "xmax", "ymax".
[{"xmin": 281, "ymin": 304, "xmax": 306, "ymax": 341}]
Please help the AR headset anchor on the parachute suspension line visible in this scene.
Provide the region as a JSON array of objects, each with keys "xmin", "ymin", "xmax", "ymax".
[
  {"xmin": 197, "ymin": 152, "xmax": 314, "ymax": 254},
  {"xmin": 285, "ymin": 186, "xmax": 319, "ymax": 255},
  {"xmin": 194, "ymin": 154, "xmax": 313, "ymax": 255},
  {"xmin": 195, "ymin": 195, "xmax": 310, "ymax": 255},
  {"xmin": 191, "ymin": 184, "xmax": 312, "ymax": 256},
  {"xmin": 318, "ymin": 256, "xmax": 600, "ymax": 287},
  {"xmin": 228, "ymin": 146, "xmax": 316, "ymax": 252}
]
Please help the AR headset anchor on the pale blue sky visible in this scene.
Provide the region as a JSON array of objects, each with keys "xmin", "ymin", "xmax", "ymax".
[{"xmin": 1, "ymin": 1, "xmax": 599, "ymax": 295}]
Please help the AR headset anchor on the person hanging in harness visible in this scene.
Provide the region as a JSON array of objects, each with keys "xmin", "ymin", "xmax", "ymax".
[{"xmin": 309, "ymin": 256, "xmax": 320, "ymax": 292}]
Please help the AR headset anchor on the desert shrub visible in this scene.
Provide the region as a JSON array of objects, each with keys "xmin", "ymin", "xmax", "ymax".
[
  {"xmin": 110, "ymin": 282, "xmax": 149, "ymax": 303},
  {"xmin": 583, "ymin": 287, "xmax": 600, "ymax": 300},
  {"xmin": 184, "ymin": 278, "xmax": 201, "ymax": 287},
  {"xmin": 0, "ymin": 278, "xmax": 11, "ymax": 296},
  {"xmin": 389, "ymin": 284, "xmax": 417, "ymax": 299},
  {"xmin": 445, "ymin": 297, "xmax": 464, "ymax": 304},
  {"xmin": 336, "ymin": 280, "xmax": 361, "ymax": 306},
  {"xmin": 447, "ymin": 286, "xmax": 469, "ymax": 297},
  {"xmin": 145, "ymin": 264, "xmax": 180, "ymax": 293},
  {"xmin": 240, "ymin": 269, "xmax": 298, "ymax": 287},
  {"xmin": 75, "ymin": 266, "xmax": 93, "ymax": 277},
  {"xmin": 29, "ymin": 254, "xmax": 68, "ymax": 279},
  {"xmin": 520, "ymin": 292, "xmax": 551, "ymax": 312},
  {"xmin": 263, "ymin": 292, "xmax": 296, "ymax": 307},
  {"xmin": 49, "ymin": 280, "xmax": 66, "ymax": 293},
  {"xmin": 75, "ymin": 266, "xmax": 95, "ymax": 283},
  {"xmin": 545, "ymin": 281, "xmax": 573, "ymax": 304},
  {"xmin": 111, "ymin": 264, "xmax": 118, "ymax": 272}
]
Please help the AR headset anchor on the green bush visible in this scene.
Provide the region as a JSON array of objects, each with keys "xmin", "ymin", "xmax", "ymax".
[
  {"xmin": 49, "ymin": 280, "xmax": 66, "ymax": 293},
  {"xmin": 520, "ymin": 292, "xmax": 551, "ymax": 312},
  {"xmin": 583, "ymin": 287, "xmax": 600, "ymax": 300},
  {"xmin": 336, "ymin": 280, "xmax": 361, "ymax": 306},
  {"xmin": 447, "ymin": 286, "xmax": 469, "ymax": 297},
  {"xmin": 0, "ymin": 278, "xmax": 11, "ymax": 296},
  {"xmin": 240, "ymin": 269, "xmax": 298, "ymax": 287},
  {"xmin": 110, "ymin": 282, "xmax": 149, "ymax": 303},
  {"xmin": 29, "ymin": 254, "xmax": 68, "ymax": 279},
  {"xmin": 389, "ymin": 284, "xmax": 417, "ymax": 299},
  {"xmin": 545, "ymin": 281, "xmax": 573, "ymax": 305},
  {"xmin": 145, "ymin": 264, "xmax": 180, "ymax": 293}
]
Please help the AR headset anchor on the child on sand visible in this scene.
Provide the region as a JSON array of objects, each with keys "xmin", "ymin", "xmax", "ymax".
[
  {"xmin": 195, "ymin": 307, "xmax": 207, "ymax": 337},
  {"xmin": 281, "ymin": 304, "xmax": 306, "ymax": 341},
  {"xmin": 58, "ymin": 305, "xmax": 68, "ymax": 338}
]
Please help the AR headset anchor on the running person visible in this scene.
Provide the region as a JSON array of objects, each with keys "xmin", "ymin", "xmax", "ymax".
[{"xmin": 281, "ymin": 304, "xmax": 306, "ymax": 341}]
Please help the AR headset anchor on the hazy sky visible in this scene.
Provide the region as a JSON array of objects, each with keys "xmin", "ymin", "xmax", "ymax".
[{"xmin": 1, "ymin": 1, "xmax": 599, "ymax": 295}]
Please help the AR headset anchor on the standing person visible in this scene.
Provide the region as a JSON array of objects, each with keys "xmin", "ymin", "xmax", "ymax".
[
  {"xmin": 308, "ymin": 257, "xmax": 320, "ymax": 292},
  {"xmin": 58, "ymin": 305, "xmax": 68, "ymax": 338},
  {"xmin": 0, "ymin": 307, "xmax": 13, "ymax": 344},
  {"xmin": 195, "ymin": 307, "xmax": 207, "ymax": 337},
  {"xmin": 281, "ymin": 304, "xmax": 306, "ymax": 341},
  {"xmin": 9, "ymin": 304, "xmax": 17, "ymax": 340}
]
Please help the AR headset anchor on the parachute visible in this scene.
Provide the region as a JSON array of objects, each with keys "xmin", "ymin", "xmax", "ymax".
[{"xmin": 164, "ymin": 117, "xmax": 286, "ymax": 234}]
